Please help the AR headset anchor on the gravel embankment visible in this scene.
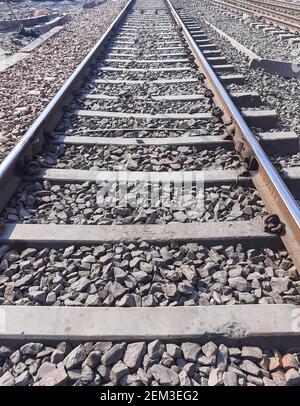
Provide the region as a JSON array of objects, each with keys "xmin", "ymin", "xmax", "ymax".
[
  {"xmin": 0, "ymin": 1, "xmax": 95, "ymax": 54},
  {"xmin": 0, "ymin": 242, "xmax": 298, "ymax": 307},
  {"xmin": 0, "ymin": 0, "xmax": 127, "ymax": 164},
  {"xmin": 0, "ymin": 0, "xmax": 91, "ymax": 20},
  {"xmin": 178, "ymin": 0, "xmax": 300, "ymax": 134},
  {"xmin": 0, "ymin": 340, "xmax": 299, "ymax": 386},
  {"xmin": 0, "ymin": 33, "xmax": 35, "ymax": 55}
]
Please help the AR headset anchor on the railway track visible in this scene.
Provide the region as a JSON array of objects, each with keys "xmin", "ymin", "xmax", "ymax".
[
  {"xmin": 249, "ymin": 0, "xmax": 300, "ymax": 16},
  {"xmin": 234, "ymin": 0, "xmax": 300, "ymax": 16},
  {"xmin": 211, "ymin": 0, "xmax": 300, "ymax": 33},
  {"xmin": 0, "ymin": 0, "xmax": 300, "ymax": 387}
]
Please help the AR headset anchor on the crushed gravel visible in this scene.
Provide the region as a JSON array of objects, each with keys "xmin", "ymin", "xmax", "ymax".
[
  {"xmin": 33, "ymin": 144, "xmax": 242, "ymax": 171},
  {"xmin": 271, "ymin": 152, "xmax": 300, "ymax": 169},
  {"xmin": 58, "ymin": 116, "xmax": 225, "ymax": 135},
  {"xmin": 0, "ymin": 33, "xmax": 36, "ymax": 56},
  {"xmin": 86, "ymin": 81, "xmax": 206, "ymax": 97},
  {"xmin": 0, "ymin": 242, "xmax": 298, "ymax": 307},
  {"xmin": 0, "ymin": 181, "xmax": 266, "ymax": 225},
  {"xmin": 0, "ymin": 339, "xmax": 300, "ymax": 385},
  {"xmin": 73, "ymin": 93, "xmax": 212, "ymax": 114}
]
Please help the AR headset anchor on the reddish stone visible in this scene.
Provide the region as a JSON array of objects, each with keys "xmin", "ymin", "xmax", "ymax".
[
  {"xmin": 282, "ymin": 354, "xmax": 299, "ymax": 371},
  {"xmin": 269, "ymin": 357, "xmax": 281, "ymax": 372},
  {"xmin": 33, "ymin": 9, "xmax": 51, "ymax": 17},
  {"xmin": 271, "ymin": 371, "xmax": 287, "ymax": 386},
  {"xmin": 285, "ymin": 368, "xmax": 300, "ymax": 386}
]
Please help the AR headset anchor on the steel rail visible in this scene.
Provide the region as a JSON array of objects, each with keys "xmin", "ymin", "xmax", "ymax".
[
  {"xmin": 166, "ymin": 0, "xmax": 300, "ymax": 271},
  {"xmin": 0, "ymin": 0, "xmax": 134, "ymax": 211},
  {"xmin": 266, "ymin": 0, "xmax": 300, "ymax": 8},
  {"xmin": 228, "ymin": 0, "xmax": 300, "ymax": 22},
  {"xmin": 245, "ymin": 0, "xmax": 300, "ymax": 14},
  {"xmin": 212, "ymin": 0, "xmax": 300, "ymax": 32}
]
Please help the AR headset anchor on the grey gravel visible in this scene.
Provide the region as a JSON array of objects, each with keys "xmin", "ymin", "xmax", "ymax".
[
  {"xmin": 78, "ymin": 95, "xmax": 212, "ymax": 114},
  {"xmin": 123, "ymin": 342, "xmax": 146, "ymax": 369},
  {"xmin": 34, "ymin": 144, "xmax": 241, "ymax": 172},
  {"xmin": 58, "ymin": 115, "xmax": 224, "ymax": 136},
  {"xmin": 64, "ymin": 344, "xmax": 86, "ymax": 370},
  {"xmin": 270, "ymin": 153, "xmax": 300, "ymax": 170},
  {"xmin": 0, "ymin": 339, "xmax": 300, "ymax": 386},
  {"xmin": 0, "ymin": 241, "xmax": 299, "ymax": 308},
  {"xmin": 0, "ymin": 181, "xmax": 266, "ymax": 225}
]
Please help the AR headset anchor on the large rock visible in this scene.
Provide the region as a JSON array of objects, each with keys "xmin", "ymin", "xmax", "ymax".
[
  {"xmin": 20, "ymin": 248, "xmax": 37, "ymax": 260},
  {"xmin": 228, "ymin": 276, "xmax": 251, "ymax": 292},
  {"xmin": 0, "ymin": 371, "xmax": 15, "ymax": 386},
  {"xmin": 216, "ymin": 344, "xmax": 228, "ymax": 371},
  {"xmin": 94, "ymin": 342, "xmax": 113, "ymax": 354},
  {"xmin": 0, "ymin": 345, "xmax": 12, "ymax": 358},
  {"xmin": 208, "ymin": 368, "xmax": 222, "ymax": 386},
  {"xmin": 202, "ymin": 341, "xmax": 218, "ymax": 363},
  {"xmin": 119, "ymin": 374, "xmax": 143, "ymax": 386},
  {"xmin": 51, "ymin": 350, "xmax": 65, "ymax": 364},
  {"xmin": 101, "ymin": 343, "xmax": 126, "ymax": 366},
  {"xmin": 83, "ymin": 351, "xmax": 101, "ymax": 369},
  {"xmin": 80, "ymin": 365, "xmax": 95, "ymax": 384},
  {"xmin": 285, "ymin": 368, "xmax": 300, "ymax": 386},
  {"xmin": 148, "ymin": 340, "xmax": 165, "ymax": 360},
  {"xmin": 37, "ymin": 364, "xmax": 68, "ymax": 386},
  {"xmin": 110, "ymin": 361, "xmax": 129, "ymax": 385},
  {"xmin": 223, "ymin": 371, "xmax": 238, "ymax": 386},
  {"xmin": 37, "ymin": 362, "xmax": 56, "ymax": 379},
  {"xmin": 241, "ymin": 346, "xmax": 263, "ymax": 361},
  {"xmin": 166, "ymin": 344, "xmax": 182, "ymax": 358},
  {"xmin": 270, "ymin": 277, "xmax": 290, "ymax": 294},
  {"xmin": 20, "ymin": 342, "xmax": 43, "ymax": 356},
  {"xmin": 239, "ymin": 359, "xmax": 261, "ymax": 376},
  {"xmin": 179, "ymin": 370, "xmax": 191, "ymax": 386},
  {"xmin": 181, "ymin": 342, "xmax": 201, "ymax": 362},
  {"xmin": 282, "ymin": 353, "xmax": 299, "ymax": 371},
  {"xmin": 151, "ymin": 364, "xmax": 179, "ymax": 386},
  {"xmin": 63, "ymin": 344, "xmax": 86, "ymax": 370},
  {"xmin": 15, "ymin": 371, "xmax": 30, "ymax": 386},
  {"xmin": 123, "ymin": 342, "xmax": 146, "ymax": 370}
]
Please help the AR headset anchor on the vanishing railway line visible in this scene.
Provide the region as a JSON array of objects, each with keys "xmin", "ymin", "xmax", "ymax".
[
  {"xmin": 250, "ymin": 0, "xmax": 300, "ymax": 15},
  {"xmin": 234, "ymin": 0, "xmax": 300, "ymax": 16},
  {"xmin": 212, "ymin": 0, "xmax": 300, "ymax": 33},
  {"xmin": 0, "ymin": 0, "xmax": 300, "ymax": 387}
]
